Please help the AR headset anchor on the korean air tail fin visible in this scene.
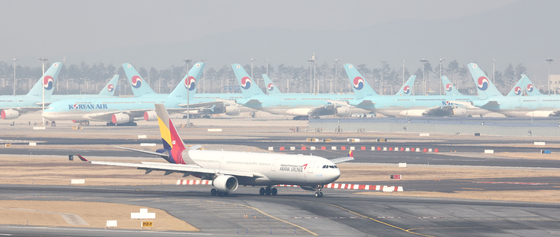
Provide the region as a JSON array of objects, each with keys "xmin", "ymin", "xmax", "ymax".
[
  {"xmin": 520, "ymin": 74, "xmax": 541, "ymax": 96},
  {"xmin": 395, "ymin": 75, "xmax": 416, "ymax": 96},
  {"xmin": 262, "ymin": 74, "xmax": 281, "ymax": 95},
  {"xmin": 507, "ymin": 76, "xmax": 526, "ymax": 97},
  {"xmin": 27, "ymin": 62, "xmax": 62, "ymax": 98},
  {"xmin": 169, "ymin": 62, "xmax": 205, "ymax": 100},
  {"xmin": 231, "ymin": 64, "xmax": 265, "ymax": 98},
  {"xmin": 98, "ymin": 75, "xmax": 119, "ymax": 97},
  {"xmin": 468, "ymin": 63, "xmax": 503, "ymax": 99},
  {"xmin": 154, "ymin": 104, "xmax": 197, "ymax": 165},
  {"xmin": 344, "ymin": 64, "xmax": 378, "ymax": 99},
  {"xmin": 441, "ymin": 76, "xmax": 463, "ymax": 96},
  {"xmin": 122, "ymin": 63, "xmax": 156, "ymax": 97}
]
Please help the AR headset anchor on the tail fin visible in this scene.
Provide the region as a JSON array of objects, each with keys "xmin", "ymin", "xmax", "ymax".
[
  {"xmin": 395, "ymin": 75, "xmax": 416, "ymax": 96},
  {"xmin": 262, "ymin": 74, "xmax": 281, "ymax": 95},
  {"xmin": 343, "ymin": 64, "xmax": 378, "ymax": 99},
  {"xmin": 507, "ymin": 76, "xmax": 526, "ymax": 97},
  {"xmin": 26, "ymin": 62, "xmax": 62, "ymax": 98},
  {"xmin": 154, "ymin": 104, "xmax": 197, "ymax": 165},
  {"xmin": 348, "ymin": 150, "xmax": 353, "ymax": 157},
  {"xmin": 98, "ymin": 75, "xmax": 119, "ymax": 96},
  {"xmin": 169, "ymin": 62, "xmax": 205, "ymax": 100},
  {"xmin": 122, "ymin": 63, "xmax": 156, "ymax": 97},
  {"xmin": 441, "ymin": 76, "xmax": 463, "ymax": 96},
  {"xmin": 520, "ymin": 74, "xmax": 542, "ymax": 96},
  {"xmin": 231, "ymin": 64, "xmax": 265, "ymax": 98},
  {"xmin": 467, "ymin": 63, "xmax": 503, "ymax": 99}
]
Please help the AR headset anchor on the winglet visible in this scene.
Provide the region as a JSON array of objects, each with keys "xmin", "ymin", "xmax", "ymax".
[
  {"xmin": 348, "ymin": 150, "xmax": 353, "ymax": 157},
  {"xmin": 76, "ymin": 154, "xmax": 88, "ymax": 162}
]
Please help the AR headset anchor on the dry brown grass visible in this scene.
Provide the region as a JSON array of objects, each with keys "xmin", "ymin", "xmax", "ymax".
[
  {"xmin": 0, "ymin": 200, "xmax": 198, "ymax": 231},
  {"xmin": 337, "ymin": 163, "xmax": 560, "ymax": 182},
  {"xmin": 356, "ymin": 190, "xmax": 560, "ymax": 203}
]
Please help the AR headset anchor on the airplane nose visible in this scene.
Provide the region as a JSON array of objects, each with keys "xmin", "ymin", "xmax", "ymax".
[{"xmin": 328, "ymin": 168, "xmax": 341, "ymax": 182}]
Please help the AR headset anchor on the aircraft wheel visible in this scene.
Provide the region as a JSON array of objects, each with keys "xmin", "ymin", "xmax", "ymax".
[
  {"xmin": 259, "ymin": 188, "xmax": 265, "ymax": 195},
  {"xmin": 271, "ymin": 188, "xmax": 278, "ymax": 195},
  {"xmin": 265, "ymin": 187, "xmax": 272, "ymax": 196},
  {"xmin": 211, "ymin": 189, "xmax": 217, "ymax": 196},
  {"xmin": 319, "ymin": 192, "xmax": 323, "ymax": 197},
  {"xmin": 315, "ymin": 192, "xmax": 320, "ymax": 198}
]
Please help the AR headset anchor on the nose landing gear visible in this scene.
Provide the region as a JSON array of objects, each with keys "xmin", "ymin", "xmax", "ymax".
[{"xmin": 315, "ymin": 185, "xmax": 324, "ymax": 198}]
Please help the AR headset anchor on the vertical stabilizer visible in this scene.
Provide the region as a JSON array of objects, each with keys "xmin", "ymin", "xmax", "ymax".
[
  {"xmin": 507, "ymin": 76, "xmax": 526, "ymax": 97},
  {"xmin": 395, "ymin": 75, "xmax": 416, "ymax": 96},
  {"xmin": 262, "ymin": 74, "xmax": 281, "ymax": 95},
  {"xmin": 98, "ymin": 75, "xmax": 119, "ymax": 96},
  {"xmin": 231, "ymin": 64, "xmax": 265, "ymax": 98},
  {"xmin": 154, "ymin": 104, "xmax": 197, "ymax": 165},
  {"xmin": 27, "ymin": 62, "xmax": 62, "ymax": 98},
  {"xmin": 468, "ymin": 63, "xmax": 503, "ymax": 99},
  {"xmin": 122, "ymin": 63, "xmax": 156, "ymax": 97},
  {"xmin": 169, "ymin": 62, "xmax": 205, "ymax": 100},
  {"xmin": 343, "ymin": 64, "xmax": 378, "ymax": 99},
  {"xmin": 441, "ymin": 76, "xmax": 463, "ymax": 96},
  {"xmin": 520, "ymin": 74, "xmax": 542, "ymax": 96}
]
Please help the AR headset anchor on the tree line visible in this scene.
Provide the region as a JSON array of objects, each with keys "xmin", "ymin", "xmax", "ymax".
[{"xmin": 0, "ymin": 60, "xmax": 531, "ymax": 96}]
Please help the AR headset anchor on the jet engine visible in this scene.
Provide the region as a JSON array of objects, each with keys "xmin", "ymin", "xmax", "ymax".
[
  {"xmin": 111, "ymin": 113, "xmax": 130, "ymax": 124},
  {"xmin": 225, "ymin": 105, "xmax": 241, "ymax": 116},
  {"xmin": 213, "ymin": 175, "xmax": 238, "ymax": 193},
  {"xmin": 1, "ymin": 110, "xmax": 20, "ymax": 119},
  {"xmin": 335, "ymin": 106, "xmax": 352, "ymax": 117},
  {"xmin": 144, "ymin": 111, "xmax": 157, "ymax": 121},
  {"xmin": 451, "ymin": 108, "xmax": 468, "ymax": 117}
]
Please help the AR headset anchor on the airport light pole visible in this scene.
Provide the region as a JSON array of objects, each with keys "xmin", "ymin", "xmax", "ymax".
[
  {"xmin": 183, "ymin": 58, "xmax": 192, "ymax": 127},
  {"xmin": 546, "ymin": 58, "xmax": 553, "ymax": 94},
  {"xmin": 39, "ymin": 58, "xmax": 48, "ymax": 125},
  {"xmin": 265, "ymin": 59, "xmax": 269, "ymax": 76},
  {"xmin": 308, "ymin": 53, "xmax": 316, "ymax": 93},
  {"xmin": 420, "ymin": 59, "xmax": 428, "ymax": 95},
  {"xmin": 335, "ymin": 59, "xmax": 340, "ymax": 94},
  {"xmin": 439, "ymin": 58, "xmax": 445, "ymax": 95},
  {"xmin": 402, "ymin": 60, "xmax": 405, "ymax": 86},
  {"xmin": 13, "ymin": 58, "xmax": 17, "ymax": 96},
  {"xmin": 250, "ymin": 58, "xmax": 256, "ymax": 83}
]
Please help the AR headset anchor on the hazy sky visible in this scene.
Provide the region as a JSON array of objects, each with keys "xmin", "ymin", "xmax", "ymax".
[{"xmin": 2, "ymin": 0, "xmax": 516, "ymax": 63}]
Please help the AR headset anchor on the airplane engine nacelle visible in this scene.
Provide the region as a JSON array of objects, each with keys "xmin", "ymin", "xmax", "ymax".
[
  {"xmin": 213, "ymin": 175, "xmax": 238, "ymax": 193},
  {"xmin": 335, "ymin": 107, "xmax": 352, "ymax": 117},
  {"xmin": 111, "ymin": 113, "xmax": 130, "ymax": 124},
  {"xmin": 1, "ymin": 110, "xmax": 20, "ymax": 119},
  {"xmin": 451, "ymin": 108, "xmax": 468, "ymax": 117},
  {"xmin": 144, "ymin": 111, "xmax": 157, "ymax": 121},
  {"xmin": 225, "ymin": 105, "xmax": 241, "ymax": 116}
]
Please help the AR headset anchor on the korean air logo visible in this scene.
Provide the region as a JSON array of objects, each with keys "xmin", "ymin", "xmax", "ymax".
[
  {"xmin": 353, "ymin": 77, "xmax": 364, "ymax": 90},
  {"xmin": 514, "ymin": 86, "xmax": 522, "ymax": 95},
  {"xmin": 445, "ymin": 84, "xmax": 453, "ymax": 92},
  {"xmin": 43, "ymin": 75, "xmax": 54, "ymax": 90},
  {"xmin": 267, "ymin": 83, "xmax": 274, "ymax": 91},
  {"xmin": 72, "ymin": 104, "xmax": 78, "ymax": 110},
  {"xmin": 131, "ymin": 76, "xmax": 142, "ymax": 89},
  {"xmin": 527, "ymin": 84, "xmax": 534, "ymax": 92},
  {"xmin": 442, "ymin": 101, "xmax": 457, "ymax": 106},
  {"xmin": 107, "ymin": 84, "xmax": 114, "ymax": 92},
  {"xmin": 184, "ymin": 76, "xmax": 196, "ymax": 91},
  {"xmin": 477, "ymin": 76, "xmax": 489, "ymax": 91},
  {"xmin": 241, "ymin": 76, "xmax": 252, "ymax": 90},
  {"xmin": 403, "ymin": 86, "xmax": 411, "ymax": 94}
]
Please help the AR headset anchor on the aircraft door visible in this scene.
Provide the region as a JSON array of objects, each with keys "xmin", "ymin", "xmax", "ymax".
[
  {"xmin": 272, "ymin": 159, "xmax": 277, "ymax": 171},
  {"xmin": 307, "ymin": 161, "xmax": 315, "ymax": 173}
]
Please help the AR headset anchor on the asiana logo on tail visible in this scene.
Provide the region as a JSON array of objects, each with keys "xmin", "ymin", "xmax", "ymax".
[{"xmin": 69, "ymin": 104, "xmax": 108, "ymax": 110}]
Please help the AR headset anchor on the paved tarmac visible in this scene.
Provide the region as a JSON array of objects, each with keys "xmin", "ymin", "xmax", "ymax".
[{"xmin": 1, "ymin": 184, "xmax": 560, "ymax": 236}]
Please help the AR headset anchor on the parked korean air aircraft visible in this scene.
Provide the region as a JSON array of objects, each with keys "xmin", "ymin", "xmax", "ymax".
[
  {"xmin": 441, "ymin": 76, "xmax": 462, "ymax": 96},
  {"xmin": 76, "ymin": 104, "xmax": 352, "ymax": 197},
  {"xmin": 468, "ymin": 63, "xmax": 560, "ymax": 117},
  {"xmin": 122, "ymin": 63, "xmax": 241, "ymax": 118},
  {"xmin": 43, "ymin": 62, "xmax": 226, "ymax": 125},
  {"xmin": 1, "ymin": 62, "xmax": 62, "ymax": 119},
  {"xmin": 232, "ymin": 64, "xmax": 353, "ymax": 120},
  {"xmin": 346, "ymin": 64, "xmax": 489, "ymax": 117},
  {"xmin": 522, "ymin": 75, "xmax": 542, "ymax": 96},
  {"xmin": 262, "ymin": 74, "xmax": 281, "ymax": 95}
]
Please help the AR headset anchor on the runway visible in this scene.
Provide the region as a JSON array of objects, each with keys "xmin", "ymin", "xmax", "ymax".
[{"xmin": 1, "ymin": 184, "xmax": 560, "ymax": 236}]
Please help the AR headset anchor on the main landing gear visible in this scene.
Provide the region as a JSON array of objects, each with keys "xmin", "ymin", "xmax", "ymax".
[
  {"xmin": 259, "ymin": 186, "xmax": 277, "ymax": 196},
  {"xmin": 210, "ymin": 188, "xmax": 229, "ymax": 196}
]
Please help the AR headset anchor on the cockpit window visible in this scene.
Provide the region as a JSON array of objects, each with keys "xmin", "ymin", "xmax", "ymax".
[{"xmin": 322, "ymin": 165, "xmax": 338, "ymax": 169}]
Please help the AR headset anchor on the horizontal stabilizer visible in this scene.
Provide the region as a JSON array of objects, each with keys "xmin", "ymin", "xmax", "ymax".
[{"xmin": 114, "ymin": 146, "xmax": 169, "ymax": 157}]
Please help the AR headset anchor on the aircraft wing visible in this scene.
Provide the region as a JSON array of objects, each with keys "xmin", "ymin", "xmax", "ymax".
[
  {"xmin": 308, "ymin": 103, "xmax": 338, "ymax": 116},
  {"xmin": 1, "ymin": 107, "xmax": 45, "ymax": 114},
  {"xmin": 86, "ymin": 160, "xmax": 258, "ymax": 177},
  {"xmin": 482, "ymin": 101, "xmax": 500, "ymax": 107},
  {"xmin": 178, "ymin": 101, "xmax": 225, "ymax": 108},
  {"xmin": 84, "ymin": 110, "xmax": 147, "ymax": 121},
  {"xmin": 357, "ymin": 100, "xmax": 375, "ymax": 106},
  {"xmin": 114, "ymin": 146, "xmax": 169, "ymax": 157},
  {"xmin": 330, "ymin": 157, "xmax": 354, "ymax": 164}
]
